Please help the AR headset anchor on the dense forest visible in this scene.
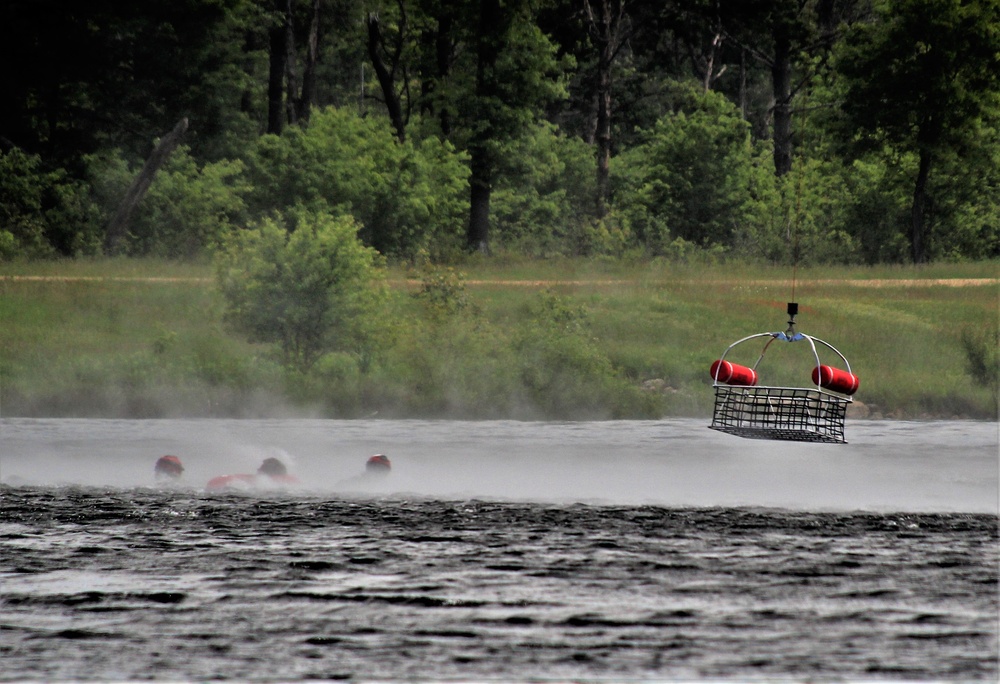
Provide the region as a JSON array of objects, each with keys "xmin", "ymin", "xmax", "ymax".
[{"xmin": 1, "ymin": 0, "xmax": 998, "ymax": 265}]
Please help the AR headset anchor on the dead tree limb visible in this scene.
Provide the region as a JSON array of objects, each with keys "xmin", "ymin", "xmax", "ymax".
[{"xmin": 104, "ymin": 117, "xmax": 189, "ymax": 254}]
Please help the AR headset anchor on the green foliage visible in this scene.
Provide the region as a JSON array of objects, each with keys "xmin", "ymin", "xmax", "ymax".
[
  {"xmin": 85, "ymin": 147, "xmax": 249, "ymax": 259},
  {"xmin": 960, "ymin": 325, "xmax": 999, "ymax": 413},
  {"xmin": 922, "ymin": 120, "xmax": 1000, "ymax": 260},
  {"xmin": 139, "ymin": 149, "xmax": 249, "ymax": 258},
  {"xmin": 837, "ymin": 0, "xmax": 1000, "ymax": 155},
  {"xmin": 0, "ymin": 148, "xmax": 101, "ymax": 259},
  {"xmin": 491, "ymin": 121, "xmax": 598, "ymax": 256},
  {"xmin": 413, "ymin": 266, "xmax": 472, "ymax": 320},
  {"xmin": 245, "ymin": 107, "xmax": 469, "ymax": 260},
  {"xmin": 741, "ymin": 157, "xmax": 859, "ymax": 265},
  {"xmin": 215, "ymin": 208, "xmax": 389, "ymax": 371},
  {"xmin": 614, "ymin": 85, "xmax": 756, "ymax": 252},
  {"xmin": 513, "ymin": 291, "xmax": 657, "ymax": 418},
  {"xmin": 834, "ymin": 0, "xmax": 1000, "ymax": 262},
  {"xmin": 450, "ymin": 3, "xmax": 572, "ymax": 164},
  {"xmin": 3, "ymin": 1, "xmax": 1000, "ymax": 266},
  {"xmin": 373, "ymin": 315, "xmax": 519, "ymax": 417},
  {"xmin": 839, "ymin": 154, "xmax": 913, "ymax": 264}
]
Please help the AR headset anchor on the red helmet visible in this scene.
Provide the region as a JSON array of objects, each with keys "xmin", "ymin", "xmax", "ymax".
[
  {"xmin": 154, "ymin": 455, "xmax": 184, "ymax": 478},
  {"xmin": 366, "ymin": 454, "xmax": 391, "ymax": 472}
]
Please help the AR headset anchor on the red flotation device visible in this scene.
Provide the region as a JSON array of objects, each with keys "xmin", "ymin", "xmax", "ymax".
[
  {"xmin": 205, "ymin": 473, "xmax": 257, "ymax": 490},
  {"xmin": 206, "ymin": 457, "xmax": 301, "ymax": 490},
  {"xmin": 710, "ymin": 359, "xmax": 758, "ymax": 386},
  {"xmin": 812, "ymin": 365, "xmax": 860, "ymax": 395}
]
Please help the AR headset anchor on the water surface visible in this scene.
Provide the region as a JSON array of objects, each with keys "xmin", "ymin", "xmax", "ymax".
[{"xmin": 1, "ymin": 418, "xmax": 997, "ymax": 681}]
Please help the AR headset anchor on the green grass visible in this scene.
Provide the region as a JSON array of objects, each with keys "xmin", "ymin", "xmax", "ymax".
[{"xmin": 1, "ymin": 257, "xmax": 997, "ymax": 419}]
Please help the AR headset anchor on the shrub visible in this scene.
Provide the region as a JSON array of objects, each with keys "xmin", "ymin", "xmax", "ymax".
[
  {"xmin": 215, "ymin": 208, "xmax": 389, "ymax": 371},
  {"xmin": 960, "ymin": 325, "xmax": 999, "ymax": 413},
  {"xmin": 244, "ymin": 107, "xmax": 469, "ymax": 260},
  {"xmin": 614, "ymin": 85, "xmax": 755, "ymax": 252},
  {"xmin": 740, "ymin": 157, "xmax": 859, "ymax": 265},
  {"xmin": 86, "ymin": 147, "xmax": 248, "ymax": 259},
  {"xmin": 0, "ymin": 148, "xmax": 101, "ymax": 258},
  {"xmin": 490, "ymin": 121, "xmax": 597, "ymax": 256}
]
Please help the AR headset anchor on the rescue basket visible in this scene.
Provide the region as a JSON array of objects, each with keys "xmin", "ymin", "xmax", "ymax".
[{"xmin": 709, "ymin": 303, "xmax": 857, "ymax": 444}]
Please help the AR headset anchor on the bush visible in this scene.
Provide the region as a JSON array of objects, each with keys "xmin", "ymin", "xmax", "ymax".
[
  {"xmin": 86, "ymin": 147, "xmax": 249, "ymax": 259},
  {"xmin": 215, "ymin": 208, "xmax": 390, "ymax": 371},
  {"xmin": 244, "ymin": 107, "xmax": 469, "ymax": 261},
  {"xmin": 960, "ymin": 325, "xmax": 999, "ymax": 413},
  {"xmin": 0, "ymin": 148, "xmax": 101, "ymax": 258},
  {"xmin": 490, "ymin": 121, "xmax": 598, "ymax": 256},
  {"xmin": 740, "ymin": 157, "xmax": 859, "ymax": 265},
  {"xmin": 614, "ymin": 85, "xmax": 755, "ymax": 252}
]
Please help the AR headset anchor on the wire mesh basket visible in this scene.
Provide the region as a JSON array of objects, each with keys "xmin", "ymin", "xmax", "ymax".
[
  {"xmin": 708, "ymin": 306, "xmax": 857, "ymax": 444},
  {"xmin": 711, "ymin": 385, "xmax": 849, "ymax": 443}
]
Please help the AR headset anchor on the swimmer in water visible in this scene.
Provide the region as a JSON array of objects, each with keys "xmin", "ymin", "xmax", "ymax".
[
  {"xmin": 258, "ymin": 457, "xmax": 300, "ymax": 486},
  {"xmin": 335, "ymin": 454, "xmax": 392, "ymax": 492},
  {"xmin": 154, "ymin": 455, "xmax": 184, "ymax": 481},
  {"xmin": 365, "ymin": 454, "xmax": 391, "ymax": 474}
]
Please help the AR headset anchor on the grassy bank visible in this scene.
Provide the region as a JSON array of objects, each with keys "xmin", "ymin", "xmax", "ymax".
[{"xmin": 1, "ymin": 257, "xmax": 997, "ymax": 420}]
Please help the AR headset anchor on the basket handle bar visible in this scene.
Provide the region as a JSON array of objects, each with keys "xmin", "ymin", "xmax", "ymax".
[{"xmin": 715, "ymin": 331, "xmax": 852, "ymax": 388}]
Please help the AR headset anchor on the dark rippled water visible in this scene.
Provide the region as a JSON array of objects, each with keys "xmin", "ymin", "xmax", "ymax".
[
  {"xmin": 1, "ymin": 419, "xmax": 998, "ymax": 681},
  {"xmin": 1, "ymin": 490, "xmax": 997, "ymax": 681}
]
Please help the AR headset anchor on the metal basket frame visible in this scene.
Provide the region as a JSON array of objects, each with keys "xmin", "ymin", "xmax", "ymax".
[{"xmin": 709, "ymin": 331, "xmax": 853, "ymax": 444}]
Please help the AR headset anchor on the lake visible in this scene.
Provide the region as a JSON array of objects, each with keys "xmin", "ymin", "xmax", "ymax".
[{"xmin": 1, "ymin": 418, "xmax": 997, "ymax": 681}]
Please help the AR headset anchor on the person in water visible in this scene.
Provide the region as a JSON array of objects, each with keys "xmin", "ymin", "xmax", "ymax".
[
  {"xmin": 154, "ymin": 455, "xmax": 184, "ymax": 480},
  {"xmin": 365, "ymin": 454, "xmax": 391, "ymax": 474},
  {"xmin": 206, "ymin": 456, "xmax": 299, "ymax": 490},
  {"xmin": 258, "ymin": 457, "xmax": 300, "ymax": 485},
  {"xmin": 334, "ymin": 454, "xmax": 392, "ymax": 491}
]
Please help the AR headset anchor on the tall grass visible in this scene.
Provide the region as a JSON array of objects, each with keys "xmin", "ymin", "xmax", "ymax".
[{"xmin": 1, "ymin": 258, "xmax": 997, "ymax": 419}]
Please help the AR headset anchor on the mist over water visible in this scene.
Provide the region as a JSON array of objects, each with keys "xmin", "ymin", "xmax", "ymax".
[
  {"xmin": 0, "ymin": 418, "xmax": 996, "ymax": 512},
  {"xmin": 1, "ymin": 418, "xmax": 997, "ymax": 681}
]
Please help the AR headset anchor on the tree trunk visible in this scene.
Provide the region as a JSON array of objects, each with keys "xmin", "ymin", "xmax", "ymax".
[
  {"xmin": 468, "ymin": 172, "xmax": 491, "ymax": 254},
  {"xmin": 104, "ymin": 118, "xmax": 188, "ymax": 254},
  {"xmin": 297, "ymin": 0, "xmax": 321, "ymax": 123},
  {"xmin": 283, "ymin": 0, "xmax": 299, "ymax": 127},
  {"xmin": 465, "ymin": 0, "xmax": 502, "ymax": 253},
  {"xmin": 435, "ymin": 9, "xmax": 454, "ymax": 136},
  {"xmin": 366, "ymin": 13, "xmax": 407, "ymax": 143},
  {"xmin": 267, "ymin": 1, "xmax": 287, "ymax": 135},
  {"xmin": 771, "ymin": 24, "xmax": 792, "ymax": 177},
  {"xmin": 590, "ymin": 0, "xmax": 615, "ymax": 219},
  {"xmin": 911, "ymin": 149, "xmax": 932, "ymax": 263}
]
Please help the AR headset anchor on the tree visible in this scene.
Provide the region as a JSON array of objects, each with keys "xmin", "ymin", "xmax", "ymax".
[
  {"xmin": 584, "ymin": 0, "xmax": 630, "ymax": 218},
  {"xmin": 463, "ymin": 0, "xmax": 568, "ymax": 252},
  {"xmin": 267, "ymin": 0, "xmax": 323, "ymax": 133},
  {"xmin": 215, "ymin": 208, "xmax": 388, "ymax": 371},
  {"xmin": 715, "ymin": 0, "xmax": 851, "ymax": 177},
  {"xmin": 366, "ymin": 4, "xmax": 411, "ymax": 142},
  {"xmin": 837, "ymin": 0, "xmax": 1000, "ymax": 263},
  {"xmin": 245, "ymin": 106, "xmax": 469, "ymax": 259},
  {"xmin": 0, "ymin": 0, "xmax": 242, "ymax": 167},
  {"xmin": 616, "ymin": 86, "xmax": 755, "ymax": 250},
  {"xmin": 104, "ymin": 119, "xmax": 189, "ymax": 254}
]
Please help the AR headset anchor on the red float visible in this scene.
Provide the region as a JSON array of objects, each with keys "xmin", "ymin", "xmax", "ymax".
[
  {"xmin": 812, "ymin": 365, "xmax": 860, "ymax": 395},
  {"xmin": 710, "ymin": 359, "xmax": 758, "ymax": 386},
  {"xmin": 205, "ymin": 473, "xmax": 257, "ymax": 490}
]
